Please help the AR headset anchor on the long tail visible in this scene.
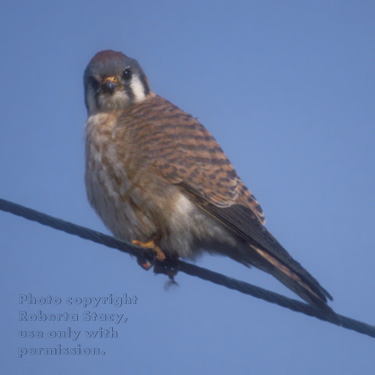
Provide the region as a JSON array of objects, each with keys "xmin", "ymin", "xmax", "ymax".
[
  {"xmin": 189, "ymin": 193, "xmax": 336, "ymax": 317},
  {"xmin": 247, "ymin": 244, "xmax": 335, "ymax": 314}
]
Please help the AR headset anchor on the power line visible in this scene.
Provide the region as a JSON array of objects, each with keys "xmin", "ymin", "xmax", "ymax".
[{"xmin": 1, "ymin": 197, "xmax": 374, "ymax": 338}]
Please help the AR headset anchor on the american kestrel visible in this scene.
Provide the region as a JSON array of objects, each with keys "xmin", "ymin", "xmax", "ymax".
[{"xmin": 83, "ymin": 50, "xmax": 333, "ymax": 311}]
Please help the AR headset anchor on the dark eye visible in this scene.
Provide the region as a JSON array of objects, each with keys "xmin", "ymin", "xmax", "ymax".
[
  {"xmin": 122, "ymin": 68, "xmax": 132, "ymax": 81},
  {"xmin": 89, "ymin": 76, "xmax": 100, "ymax": 91}
]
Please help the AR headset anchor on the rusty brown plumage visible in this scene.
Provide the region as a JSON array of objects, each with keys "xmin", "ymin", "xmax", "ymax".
[
  {"xmin": 83, "ymin": 50, "xmax": 333, "ymax": 311},
  {"xmin": 119, "ymin": 95, "xmax": 264, "ymax": 218}
]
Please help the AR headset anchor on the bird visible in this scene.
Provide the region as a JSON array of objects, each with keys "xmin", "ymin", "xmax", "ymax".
[{"xmin": 83, "ymin": 50, "xmax": 334, "ymax": 312}]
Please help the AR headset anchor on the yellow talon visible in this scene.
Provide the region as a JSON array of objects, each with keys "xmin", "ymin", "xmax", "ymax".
[{"xmin": 132, "ymin": 239, "xmax": 166, "ymax": 262}]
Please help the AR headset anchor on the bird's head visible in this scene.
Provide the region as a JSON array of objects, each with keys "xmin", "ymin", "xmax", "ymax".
[{"xmin": 84, "ymin": 50, "xmax": 152, "ymax": 115}]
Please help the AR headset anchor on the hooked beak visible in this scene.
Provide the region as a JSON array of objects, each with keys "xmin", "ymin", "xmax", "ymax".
[{"xmin": 102, "ymin": 76, "xmax": 119, "ymax": 94}]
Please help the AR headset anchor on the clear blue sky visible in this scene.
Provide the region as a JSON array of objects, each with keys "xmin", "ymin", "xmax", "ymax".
[{"xmin": 1, "ymin": 1, "xmax": 374, "ymax": 374}]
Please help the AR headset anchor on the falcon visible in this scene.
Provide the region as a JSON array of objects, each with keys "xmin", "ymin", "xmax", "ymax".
[{"xmin": 83, "ymin": 50, "xmax": 333, "ymax": 311}]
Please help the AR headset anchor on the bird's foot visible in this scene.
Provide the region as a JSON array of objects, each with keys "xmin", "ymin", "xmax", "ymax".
[
  {"xmin": 132, "ymin": 239, "xmax": 166, "ymax": 270},
  {"xmin": 132, "ymin": 240, "xmax": 179, "ymax": 281}
]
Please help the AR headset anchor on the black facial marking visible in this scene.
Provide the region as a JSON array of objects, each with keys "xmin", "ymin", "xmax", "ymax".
[
  {"xmin": 124, "ymin": 84, "xmax": 135, "ymax": 102},
  {"xmin": 139, "ymin": 72, "xmax": 150, "ymax": 96}
]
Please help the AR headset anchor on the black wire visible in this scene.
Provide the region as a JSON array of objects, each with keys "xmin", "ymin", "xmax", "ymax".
[{"xmin": 1, "ymin": 197, "xmax": 374, "ymax": 338}]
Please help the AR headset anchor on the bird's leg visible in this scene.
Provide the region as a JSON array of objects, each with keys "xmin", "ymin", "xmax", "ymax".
[
  {"xmin": 132, "ymin": 239, "xmax": 179, "ymax": 280},
  {"xmin": 132, "ymin": 239, "xmax": 166, "ymax": 270}
]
